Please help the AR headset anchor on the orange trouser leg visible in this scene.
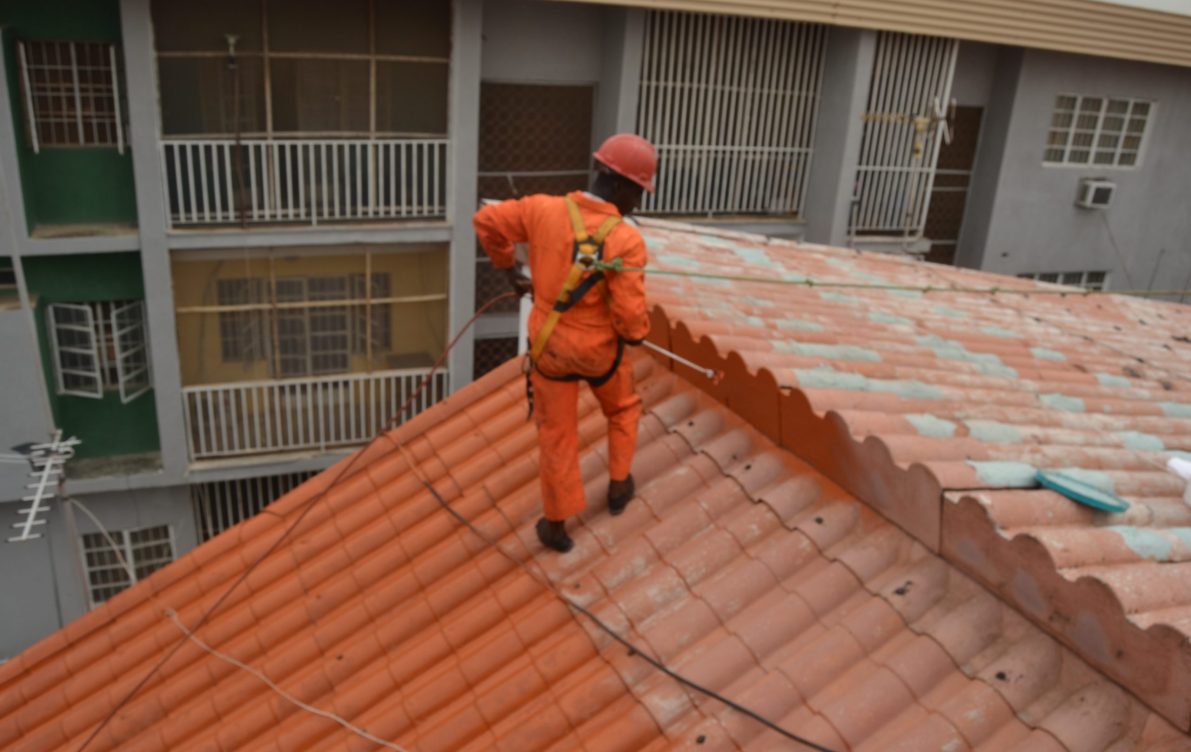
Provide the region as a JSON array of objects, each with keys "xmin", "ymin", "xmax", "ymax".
[
  {"xmin": 531, "ymin": 370, "xmax": 585, "ymax": 521},
  {"xmin": 591, "ymin": 357, "xmax": 642, "ymax": 482}
]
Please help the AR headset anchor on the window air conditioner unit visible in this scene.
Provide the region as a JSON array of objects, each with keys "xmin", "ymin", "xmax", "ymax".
[{"xmin": 1076, "ymin": 178, "xmax": 1115, "ymax": 210}]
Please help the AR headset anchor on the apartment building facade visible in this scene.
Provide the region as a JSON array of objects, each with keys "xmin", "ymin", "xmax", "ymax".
[{"xmin": 1, "ymin": 0, "xmax": 1189, "ymax": 657}]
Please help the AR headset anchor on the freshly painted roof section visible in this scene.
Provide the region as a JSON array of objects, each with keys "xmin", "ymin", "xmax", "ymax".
[
  {"xmin": 637, "ymin": 216, "xmax": 1191, "ymax": 731},
  {"xmin": 2, "ymin": 356, "xmax": 1185, "ymax": 750},
  {"xmin": 557, "ymin": 0, "xmax": 1191, "ymax": 69}
]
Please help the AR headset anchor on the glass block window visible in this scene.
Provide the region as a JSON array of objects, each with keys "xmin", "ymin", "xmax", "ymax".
[
  {"xmin": 80, "ymin": 524, "xmax": 174, "ymax": 607},
  {"xmin": 1018, "ymin": 271, "xmax": 1109, "ymax": 291},
  {"xmin": 1044, "ymin": 95, "xmax": 1152, "ymax": 167},
  {"xmin": 16, "ymin": 40, "xmax": 125, "ymax": 153}
]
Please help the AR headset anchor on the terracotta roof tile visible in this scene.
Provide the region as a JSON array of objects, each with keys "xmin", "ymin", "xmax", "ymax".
[
  {"xmin": 636, "ymin": 218, "xmax": 1191, "ymax": 733},
  {"xmin": 4, "ymin": 228, "xmax": 1191, "ymax": 748}
]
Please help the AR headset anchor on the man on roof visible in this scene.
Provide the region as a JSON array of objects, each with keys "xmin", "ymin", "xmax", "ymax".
[{"xmin": 473, "ymin": 134, "xmax": 657, "ymax": 553}]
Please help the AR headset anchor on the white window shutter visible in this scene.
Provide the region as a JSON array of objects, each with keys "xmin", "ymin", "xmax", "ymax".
[
  {"xmin": 47, "ymin": 303, "xmax": 103, "ymax": 398},
  {"xmin": 111, "ymin": 301, "xmax": 152, "ymax": 403}
]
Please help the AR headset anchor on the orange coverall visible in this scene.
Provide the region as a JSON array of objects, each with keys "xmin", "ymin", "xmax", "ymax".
[{"xmin": 474, "ymin": 191, "xmax": 649, "ymax": 521}]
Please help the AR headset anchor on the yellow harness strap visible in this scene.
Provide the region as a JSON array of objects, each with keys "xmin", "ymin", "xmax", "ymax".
[{"xmin": 529, "ymin": 198, "xmax": 621, "ymax": 364}]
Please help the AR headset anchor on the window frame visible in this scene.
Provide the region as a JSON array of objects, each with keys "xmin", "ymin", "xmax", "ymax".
[
  {"xmin": 1018, "ymin": 270, "xmax": 1110, "ymax": 291},
  {"xmin": 46, "ymin": 300, "xmax": 154, "ymax": 401},
  {"xmin": 1043, "ymin": 94, "xmax": 1154, "ymax": 169},
  {"xmin": 79, "ymin": 524, "xmax": 175, "ymax": 608},
  {"xmin": 15, "ymin": 39, "xmax": 126, "ymax": 153},
  {"xmin": 152, "ymin": 1, "xmax": 450, "ymax": 140}
]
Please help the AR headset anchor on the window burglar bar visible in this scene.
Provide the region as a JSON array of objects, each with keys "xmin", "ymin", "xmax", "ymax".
[
  {"xmin": 46, "ymin": 301, "xmax": 152, "ymax": 402},
  {"xmin": 161, "ymin": 138, "xmax": 447, "ymax": 226},
  {"xmin": 191, "ymin": 471, "xmax": 316, "ymax": 543},
  {"xmin": 16, "ymin": 40, "xmax": 125, "ymax": 153},
  {"xmin": 637, "ymin": 12, "xmax": 827, "ymax": 217},
  {"xmin": 79, "ymin": 524, "xmax": 174, "ymax": 607}
]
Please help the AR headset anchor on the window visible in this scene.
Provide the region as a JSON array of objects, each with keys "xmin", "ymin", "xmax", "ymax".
[
  {"xmin": 637, "ymin": 12, "xmax": 828, "ymax": 216},
  {"xmin": 16, "ymin": 40, "xmax": 125, "ymax": 153},
  {"xmin": 152, "ymin": 0, "xmax": 449, "ymax": 138},
  {"xmin": 192, "ymin": 472, "xmax": 315, "ymax": 542},
  {"xmin": 46, "ymin": 301, "xmax": 152, "ymax": 401},
  {"xmin": 80, "ymin": 525, "xmax": 174, "ymax": 607},
  {"xmin": 1018, "ymin": 271, "xmax": 1109, "ymax": 291},
  {"xmin": 1044, "ymin": 95, "xmax": 1152, "ymax": 167}
]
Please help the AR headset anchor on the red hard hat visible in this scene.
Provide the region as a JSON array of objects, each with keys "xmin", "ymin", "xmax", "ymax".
[{"xmin": 593, "ymin": 134, "xmax": 657, "ymax": 192}]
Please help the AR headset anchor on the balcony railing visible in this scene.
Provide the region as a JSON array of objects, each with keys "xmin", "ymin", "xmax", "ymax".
[
  {"xmin": 162, "ymin": 138, "xmax": 448, "ymax": 228},
  {"xmin": 182, "ymin": 368, "xmax": 447, "ymax": 461}
]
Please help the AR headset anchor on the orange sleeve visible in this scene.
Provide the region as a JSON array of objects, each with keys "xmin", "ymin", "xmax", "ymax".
[
  {"xmin": 472, "ymin": 197, "xmax": 535, "ymax": 269},
  {"xmin": 606, "ymin": 227, "xmax": 650, "ymax": 343}
]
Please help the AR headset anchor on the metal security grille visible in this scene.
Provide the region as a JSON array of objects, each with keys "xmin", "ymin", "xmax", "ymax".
[
  {"xmin": 46, "ymin": 300, "xmax": 152, "ymax": 402},
  {"xmin": 851, "ymin": 32, "xmax": 958, "ymax": 240},
  {"xmin": 192, "ymin": 471, "xmax": 316, "ymax": 542},
  {"xmin": 80, "ymin": 525, "xmax": 174, "ymax": 607},
  {"xmin": 637, "ymin": 12, "xmax": 827, "ymax": 217},
  {"xmin": 473, "ymin": 337, "xmax": 518, "ymax": 380},
  {"xmin": 1018, "ymin": 271, "xmax": 1109, "ymax": 291},
  {"xmin": 16, "ymin": 40, "xmax": 124, "ymax": 153}
]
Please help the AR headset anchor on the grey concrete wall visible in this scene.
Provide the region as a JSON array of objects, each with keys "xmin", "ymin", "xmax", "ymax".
[
  {"xmin": 0, "ymin": 483, "xmax": 193, "ymax": 658},
  {"xmin": 803, "ymin": 27, "xmax": 877, "ymax": 246},
  {"xmin": 481, "ymin": 0, "xmax": 607, "ymax": 85},
  {"xmin": 963, "ymin": 48, "xmax": 1191, "ymax": 292},
  {"xmin": 120, "ymin": 0, "xmax": 189, "ymax": 480},
  {"xmin": 955, "ymin": 47, "xmax": 1023, "ymax": 270},
  {"xmin": 447, "ymin": 0, "xmax": 484, "ymax": 389},
  {"xmin": 952, "ymin": 41, "xmax": 999, "ymax": 108},
  {"xmin": 594, "ymin": 7, "xmax": 645, "ymax": 142},
  {"xmin": 0, "ymin": 308, "xmax": 54, "ymax": 503}
]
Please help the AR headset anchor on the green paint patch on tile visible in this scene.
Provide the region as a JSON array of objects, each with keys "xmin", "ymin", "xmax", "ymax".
[
  {"xmin": 774, "ymin": 317, "xmax": 824, "ymax": 333},
  {"xmin": 1117, "ymin": 431, "xmax": 1165, "ymax": 452},
  {"xmin": 1161, "ymin": 402, "xmax": 1191, "ymax": 419},
  {"xmin": 791, "ymin": 343, "xmax": 881, "ymax": 362},
  {"xmin": 965, "ymin": 420, "xmax": 1023, "ymax": 444},
  {"xmin": 935, "ymin": 305, "xmax": 968, "ymax": 319},
  {"xmin": 732, "ymin": 245, "xmax": 777, "ymax": 268},
  {"xmin": 968, "ymin": 461, "xmax": 1038, "ymax": 488},
  {"xmin": 1031, "ymin": 347, "xmax": 1066, "ymax": 361},
  {"xmin": 981, "ymin": 325, "xmax": 1019, "ymax": 338},
  {"xmin": 654, "ymin": 251, "xmax": 701, "ymax": 268},
  {"xmin": 1040, "ymin": 393, "xmax": 1085, "ymax": 412},
  {"xmin": 868, "ymin": 311, "xmax": 912, "ymax": 326},
  {"xmin": 819, "ymin": 291, "xmax": 861, "ymax": 305},
  {"xmin": 887, "ymin": 289, "xmax": 923, "ymax": 299},
  {"xmin": 1168, "ymin": 528, "xmax": 1191, "ymax": 551},
  {"xmin": 792, "ymin": 367, "xmax": 943, "ymax": 400},
  {"xmin": 743, "ymin": 296, "xmax": 775, "ymax": 308},
  {"xmin": 916, "ymin": 334, "xmax": 1017, "ymax": 378},
  {"xmin": 1106, "ymin": 526, "xmax": 1174, "ymax": 562},
  {"xmin": 907, "ymin": 414, "xmax": 957, "ymax": 438},
  {"xmin": 1056, "ymin": 467, "xmax": 1115, "ymax": 493},
  {"xmin": 1096, "ymin": 372, "xmax": 1131, "ymax": 388}
]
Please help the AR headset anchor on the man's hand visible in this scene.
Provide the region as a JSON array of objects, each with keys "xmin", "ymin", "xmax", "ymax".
[{"xmin": 504, "ymin": 267, "xmax": 533, "ymax": 298}]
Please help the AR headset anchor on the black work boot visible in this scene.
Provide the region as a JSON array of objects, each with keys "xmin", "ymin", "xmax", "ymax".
[
  {"xmin": 608, "ymin": 475, "xmax": 636, "ymax": 516},
  {"xmin": 535, "ymin": 517, "xmax": 574, "ymax": 553}
]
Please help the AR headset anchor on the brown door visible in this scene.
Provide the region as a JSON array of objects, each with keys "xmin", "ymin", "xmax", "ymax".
[
  {"xmin": 924, "ymin": 105, "xmax": 982, "ymax": 265},
  {"xmin": 472, "ymin": 82, "xmax": 595, "ymax": 379}
]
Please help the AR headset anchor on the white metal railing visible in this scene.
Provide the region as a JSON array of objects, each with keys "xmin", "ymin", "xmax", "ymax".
[
  {"xmin": 162, "ymin": 138, "xmax": 448, "ymax": 227},
  {"xmin": 850, "ymin": 33, "xmax": 958, "ymax": 239},
  {"xmin": 637, "ymin": 12, "xmax": 827, "ymax": 216},
  {"xmin": 182, "ymin": 368, "xmax": 447, "ymax": 460}
]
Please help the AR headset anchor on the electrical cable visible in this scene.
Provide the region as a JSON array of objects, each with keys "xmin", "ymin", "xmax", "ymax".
[
  {"xmin": 391, "ymin": 438, "xmax": 839, "ymax": 752},
  {"xmin": 77, "ymin": 293, "xmax": 516, "ymax": 752},
  {"xmin": 594, "ymin": 258, "xmax": 1191, "ymax": 298},
  {"xmin": 65, "ymin": 496, "xmax": 412, "ymax": 752}
]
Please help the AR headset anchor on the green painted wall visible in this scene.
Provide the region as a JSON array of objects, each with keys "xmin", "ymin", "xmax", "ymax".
[
  {"xmin": 23, "ymin": 253, "xmax": 160, "ymax": 460},
  {"xmin": 1, "ymin": 0, "xmax": 137, "ymax": 231}
]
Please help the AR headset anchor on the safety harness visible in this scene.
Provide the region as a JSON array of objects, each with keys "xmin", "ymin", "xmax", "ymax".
[{"xmin": 524, "ymin": 198, "xmax": 623, "ymax": 417}]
